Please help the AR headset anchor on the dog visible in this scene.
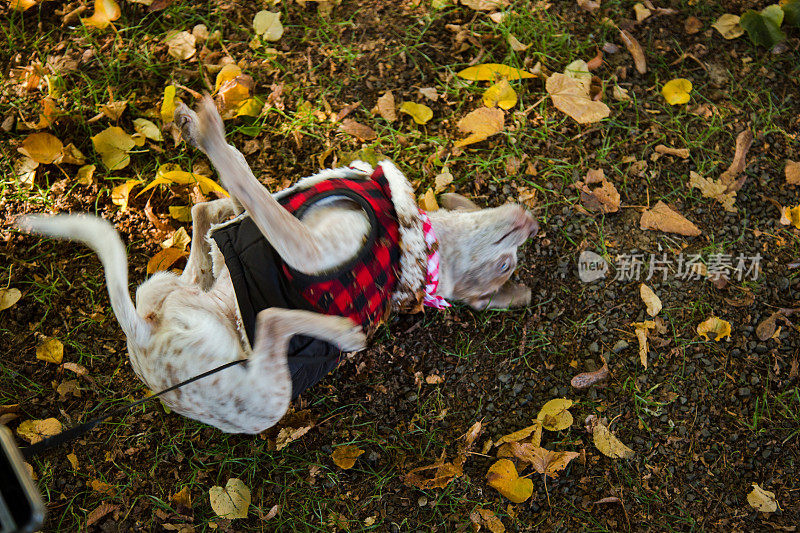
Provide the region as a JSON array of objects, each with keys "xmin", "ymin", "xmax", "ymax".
[{"xmin": 16, "ymin": 97, "xmax": 538, "ymax": 434}]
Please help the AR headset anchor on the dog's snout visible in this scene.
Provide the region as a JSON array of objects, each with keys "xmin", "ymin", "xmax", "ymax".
[{"xmin": 514, "ymin": 209, "xmax": 538, "ymax": 239}]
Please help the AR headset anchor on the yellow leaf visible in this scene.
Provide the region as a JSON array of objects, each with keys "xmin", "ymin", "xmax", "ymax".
[
  {"xmin": 747, "ymin": 483, "xmax": 779, "ymax": 513},
  {"xmin": 0, "ymin": 288, "xmax": 22, "ymax": 311},
  {"xmin": 483, "ymin": 79, "xmax": 518, "ymax": 110},
  {"xmin": 458, "ymin": 63, "xmax": 535, "ymax": 81},
  {"xmin": 133, "ymin": 118, "xmax": 163, "ymax": 142},
  {"xmin": 91, "ymin": 479, "xmax": 116, "ymax": 496},
  {"xmin": 536, "ymin": 398, "xmax": 574, "ymax": 431},
  {"xmin": 399, "ymin": 101, "xmax": 433, "ymax": 125},
  {"xmin": 56, "ymin": 144, "xmax": 86, "ymax": 166},
  {"xmin": 236, "ymin": 97, "xmax": 265, "ymax": 117},
  {"xmin": 16, "ymin": 418, "xmax": 63, "ymax": 444},
  {"xmin": 14, "ymin": 157, "xmax": 38, "ymax": 188},
  {"xmin": 253, "ymin": 10, "xmax": 284, "ymax": 41},
  {"xmin": 215, "ymin": 64, "xmax": 242, "ymax": 92},
  {"xmin": 76, "ymin": 164, "xmax": 96, "ymax": 186},
  {"xmin": 455, "ymin": 107, "xmax": 504, "ymax": 147},
  {"xmin": 92, "ymin": 126, "xmax": 136, "ymax": 170},
  {"xmin": 18, "ymin": 132, "xmax": 63, "ymax": 164},
  {"xmin": 697, "ymin": 316, "xmax": 732, "ymax": 341},
  {"xmin": 486, "ymin": 459, "xmax": 533, "ymax": 503},
  {"xmin": 218, "ymin": 73, "xmax": 254, "ymax": 117},
  {"xmin": 591, "ymin": 420, "xmax": 635, "ymax": 459},
  {"xmin": 331, "ymin": 445, "xmax": 365, "ymax": 470},
  {"xmin": 161, "ymin": 85, "xmax": 180, "ymax": 123},
  {"xmin": 111, "ymin": 179, "xmax": 143, "ymax": 211},
  {"xmin": 171, "ymin": 486, "xmax": 192, "ymax": 507},
  {"xmin": 712, "ymin": 14, "xmax": 745, "ymax": 39},
  {"xmin": 140, "ymin": 166, "xmax": 228, "ymax": 196},
  {"xmin": 82, "ymin": 0, "xmax": 121, "ymax": 29},
  {"xmin": 67, "ymin": 452, "xmax": 79, "ymax": 470},
  {"xmin": 147, "ymin": 247, "xmax": 188, "ymax": 274},
  {"xmin": 546, "ymin": 73, "xmax": 610, "ymax": 125},
  {"xmin": 780, "ymin": 205, "xmax": 800, "ymax": 229},
  {"xmin": 661, "ymin": 78, "xmax": 692, "ymax": 105},
  {"xmin": 161, "ymin": 227, "xmax": 191, "ymax": 251},
  {"xmin": 11, "ymin": 0, "xmax": 39, "ymax": 11},
  {"xmin": 632, "ymin": 320, "xmax": 655, "ymax": 369},
  {"xmin": 36, "ymin": 336, "xmax": 63, "ymax": 364},
  {"xmin": 639, "ymin": 283, "xmax": 662, "ymax": 316},
  {"xmin": 496, "ymin": 421, "xmax": 543, "ymax": 447},
  {"xmin": 419, "ymin": 188, "xmax": 439, "ymax": 212},
  {"xmin": 209, "ymin": 478, "xmax": 250, "ymax": 519},
  {"xmin": 165, "ymin": 31, "xmax": 196, "ymax": 60},
  {"xmin": 169, "ymin": 205, "xmax": 193, "ymax": 222}
]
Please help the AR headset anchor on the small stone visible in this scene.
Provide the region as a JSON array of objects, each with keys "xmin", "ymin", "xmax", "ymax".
[
  {"xmin": 738, "ymin": 387, "xmax": 751, "ymax": 398},
  {"xmin": 612, "ymin": 340, "xmax": 629, "ymax": 353}
]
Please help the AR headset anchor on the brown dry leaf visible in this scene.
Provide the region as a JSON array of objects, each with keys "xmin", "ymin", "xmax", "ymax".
[
  {"xmin": 0, "ymin": 288, "xmax": 22, "ymax": 311},
  {"xmin": 14, "ymin": 157, "xmax": 38, "ymax": 188},
  {"xmin": 331, "ymin": 445, "xmax": 365, "ymax": 470},
  {"xmin": 496, "ymin": 421, "xmax": 543, "ymax": 448},
  {"xmin": 36, "ymin": 336, "xmax": 63, "ymax": 364},
  {"xmin": 461, "ymin": 0, "xmax": 510, "ymax": 11},
  {"xmin": 587, "ymin": 418, "xmax": 635, "ymax": 459},
  {"xmin": 640, "ymin": 200, "xmax": 701, "ymax": 236},
  {"xmin": 147, "ymin": 247, "xmax": 188, "ymax": 274},
  {"xmin": 685, "ymin": 16, "xmax": 703, "ymax": 34},
  {"xmin": 577, "ymin": 0, "xmax": 601, "ymax": 12},
  {"xmin": 405, "ymin": 459, "xmax": 463, "ymax": 490},
  {"xmin": 209, "ymin": 478, "xmax": 250, "ymax": 519},
  {"xmin": 161, "ymin": 227, "xmax": 190, "ymax": 251},
  {"xmin": 486, "ymin": 459, "xmax": 533, "ymax": 503},
  {"xmin": 82, "ymin": 0, "xmax": 121, "ymax": 29},
  {"xmin": 640, "ymin": 283, "xmax": 662, "ymax": 316},
  {"xmin": 477, "ymin": 509, "xmax": 506, "ymax": 533},
  {"xmin": 67, "ymin": 452, "xmax": 79, "ymax": 470},
  {"xmin": 56, "ymin": 144, "xmax": 86, "ymax": 166},
  {"xmin": 618, "ymin": 29, "xmax": 647, "ymax": 74},
  {"xmin": 418, "ymin": 87, "xmax": 438, "ymax": 101},
  {"xmin": 16, "ymin": 418, "xmax": 63, "ymax": 444},
  {"xmin": 56, "ymin": 379, "xmax": 81, "ymax": 399},
  {"xmin": 455, "ymin": 107, "xmax": 504, "ymax": 147},
  {"xmin": 74, "ymin": 163, "xmax": 95, "ymax": 185},
  {"xmin": 171, "ymin": 486, "xmax": 192, "ymax": 508},
  {"xmin": 573, "ymin": 168, "xmax": 620, "ymax": 213},
  {"xmin": 697, "ymin": 316, "xmax": 732, "ymax": 341},
  {"xmin": 372, "ymin": 91, "xmax": 396, "ymax": 122},
  {"xmin": 62, "ymin": 362, "xmax": 88, "ymax": 376},
  {"xmin": 633, "ymin": 2, "xmax": 651, "ymax": 22},
  {"xmin": 434, "ymin": 167, "xmax": 454, "ymax": 193},
  {"xmin": 655, "ymin": 144, "xmax": 690, "ymax": 159},
  {"xmin": 111, "ymin": 179, "xmax": 143, "ymax": 211},
  {"xmin": 339, "ymin": 119, "xmax": 377, "ymax": 141},
  {"xmin": 11, "ymin": 0, "xmax": 38, "ymax": 11},
  {"xmin": 747, "ymin": 483, "xmax": 779, "ymax": 513},
  {"xmin": 719, "ymin": 130, "xmax": 754, "ymax": 190},
  {"xmin": 632, "ymin": 320, "xmax": 655, "ymax": 369},
  {"xmin": 18, "ymin": 132, "xmax": 63, "ymax": 164},
  {"xmin": 275, "ymin": 424, "xmax": 312, "ymax": 450},
  {"xmin": 571, "ymin": 358, "xmax": 609, "ymax": 389},
  {"xmin": 86, "ymin": 503, "xmax": 119, "ymax": 527},
  {"xmin": 91, "ymin": 479, "xmax": 116, "ymax": 496},
  {"xmin": 537, "ymin": 398, "xmax": 574, "ymax": 431},
  {"xmin": 525, "ymin": 446, "xmax": 580, "ymax": 477},
  {"xmin": 756, "ymin": 311, "xmax": 783, "ymax": 341},
  {"xmin": 546, "ymin": 73, "xmax": 610, "ymax": 125},
  {"xmin": 688, "ymin": 172, "xmax": 735, "ymax": 212},
  {"xmin": 165, "ymin": 31, "xmax": 196, "ymax": 60},
  {"xmin": 507, "ymin": 34, "xmax": 529, "ymax": 51},
  {"xmin": 786, "ymin": 160, "xmax": 800, "ymax": 185}
]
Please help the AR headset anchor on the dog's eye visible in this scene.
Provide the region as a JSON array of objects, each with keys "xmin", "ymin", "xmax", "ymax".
[{"xmin": 500, "ymin": 259, "xmax": 511, "ymax": 272}]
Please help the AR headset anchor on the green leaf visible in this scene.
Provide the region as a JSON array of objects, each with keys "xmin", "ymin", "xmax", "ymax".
[
  {"xmin": 739, "ymin": 7, "xmax": 786, "ymax": 48},
  {"xmin": 782, "ymin": 0, "xmax": 800, "ymax": 27}
]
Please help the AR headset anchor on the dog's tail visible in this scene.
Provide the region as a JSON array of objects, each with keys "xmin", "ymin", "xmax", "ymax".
[{"xmin": 16, "ymin": 214, "xmax": 151, "ymax": 348}]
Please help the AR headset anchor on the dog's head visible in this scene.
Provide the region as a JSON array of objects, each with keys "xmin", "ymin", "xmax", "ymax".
[{"xmin": 430, "ymin": 193, "xmax": 538, "ymax": 310}]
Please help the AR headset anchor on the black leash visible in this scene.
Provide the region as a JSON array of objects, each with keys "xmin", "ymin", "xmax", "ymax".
[{"xmin": 22, "ymin": 359, "xmax": 246, "ymax": 460}]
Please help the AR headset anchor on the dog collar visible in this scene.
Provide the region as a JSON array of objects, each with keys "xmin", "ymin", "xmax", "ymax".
[{"xmin": 419, "ymin": 210, "xmax": 451, "ymax": 310}]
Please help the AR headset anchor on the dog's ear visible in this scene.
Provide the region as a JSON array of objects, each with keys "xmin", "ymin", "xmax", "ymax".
[{"xmin": 440, "ymin": 193, "xmax": 480, "ymax": 212}]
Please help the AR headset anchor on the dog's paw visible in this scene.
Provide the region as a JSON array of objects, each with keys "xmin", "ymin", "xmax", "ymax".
[
  {"xmin": 335, "ymin": 322, "xmax": 367, "ymax": 353},
  {"xmin": 174, "ymin": 102, "xmax": 201, "ymax": 149}
]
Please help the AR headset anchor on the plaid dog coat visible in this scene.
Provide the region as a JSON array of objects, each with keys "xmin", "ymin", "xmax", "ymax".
[{"xmin": 211, "ymin": 165, "xmax": 401, "ymax": 399}]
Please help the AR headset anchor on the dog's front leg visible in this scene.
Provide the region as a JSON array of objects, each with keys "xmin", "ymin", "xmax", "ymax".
[
  {"xmin": 181, "ymin": 198, "xmax": 236, "ymax": 290},
  {"xmin": 175, "ymin": 98, "xmax": 337, "ymax": 275}
]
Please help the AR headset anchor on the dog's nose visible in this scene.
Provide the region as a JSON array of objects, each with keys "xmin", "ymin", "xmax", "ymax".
[
  {"xmin": 528, "ymin": 216, "xmax": 539, "ymax": 238},
  {"xmin": 516, "ymin": 209, "xmax": 538, "ymax": 238}
]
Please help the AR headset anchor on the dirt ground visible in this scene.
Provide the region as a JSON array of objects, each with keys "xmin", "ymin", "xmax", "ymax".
[{"xmin": 2, "ymin": 0, "xmax": 799, "ymax": 531}]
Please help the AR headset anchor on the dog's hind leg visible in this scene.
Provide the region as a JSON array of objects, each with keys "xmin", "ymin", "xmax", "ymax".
[{"xmin": 181, "ymin": 198, "xmax": 237, "ymax": 290}]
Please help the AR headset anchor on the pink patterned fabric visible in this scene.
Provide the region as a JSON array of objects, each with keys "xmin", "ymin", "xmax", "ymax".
[{"xmin": 419, "ymin": 210, "xmax": 451, "ymax": 310}]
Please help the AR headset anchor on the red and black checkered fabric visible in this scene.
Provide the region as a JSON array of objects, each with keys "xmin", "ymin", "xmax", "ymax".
[{"xmin": 278, "ymin": 166, "xmax": 401, "ymax": 332}]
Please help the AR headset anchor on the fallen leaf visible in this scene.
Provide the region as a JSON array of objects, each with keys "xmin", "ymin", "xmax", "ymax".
[
  {"xmin": 524, "ymin": 446, "xmax": 580, "ymax": 477},
  {"xmin": 56, "ymin": 144, "xmax": 86, "ymax": 165},
  {"xmin": 632, "ymin": 320, "xmax": 655, "ymax": 369},
  {"xmin": 460, "ymin": 0, "xmax": 510, "ymax": 12},
  {"xmin": 92, "ymin": 126, "xmax": 136, "ymax": 170},
  {"xmin": 689, "ymin": 171, "xmax": 737, "ymax": 212},
  {"xmin": 496, "ymin": 421, "xmax": 543, "ymax": 448},
  {"xmin": 275, "ymin": 425, "xmax": 313, "ymax": 450},
  {"xmin": 62, "ymin": 362, "xmax": 88, "ymax": 376},
  {"xmin": 36, "ymin": 336, "xmax": 63, "ymax": 364},
  {"xmin": 0, "ymin": 288, "xmax": 22, "ymax": 311},
  {"xmin": 405, "ymin": 459, "xmax": 463, "ymax": 489},
  {"xmin": 640, "ymin": 283, "xmax": 662, "ymax": 316},
  {"xmin": 434, "ymin": 167, "xmax": 454, "ymax": 193},
  {"xmin": 161, "ymin": 227, "xmax": 191, "ymax": 251},
  {"xmin": 661, "ymin": 78, "xmax": 692, "ymax": 105},
  {"xmin": 169, "ymin": 205, "xmax": 193, "ymax": 222},
  {"xmin": 331, "ymin": 445, "xmax": 365, "ymax": 470},
  {"xmin": 486, "ymin": 459, "xmax": 533, "ymax": 503},
  {"xmin": 161, "ymin": 85, "xmax": 180, "ymax": 123},
  {"xmin": 455, "ymin": 107, "xmax": 504, "ymax": 147},
  {"xmin": 372, "ymin": 91, "xmax": 396, "ymax": 122},
  {"xmin": 90, "ymin": 479, "xmax": 116, "ymax": 496},
  {"xmin": 587, "ymin": 418, "xmax": 635, "ymax": 459},
  {"xmin": 612, "ymin": 83, "xmax": 631, "ymax": 101},
  {"xmin": 236, "ymin": 97, "xmax": 264, "ymax": 118},
  {"xmin": 537, "ymin": 398, "xmax": 574, "ymax": 431},
  {"xmin": 133, "ymin": 118, "xmax": 163, "ymax": 142},
  {"xmin": 740, "ymin": 5, "xmax": 786, "ymax": 49},
  {"xmin": 253, "ymin": 11, "xmax": 284, "ymax": 41},
  {"xmin": 577, "ymin": 0, "xmax": 601, "ymax": 12},
  {"xmin": 618, "ymin": 29, "xmax": 647, "ymax": 74},
  {"xmin": 16, "ymin": 418, "xmax": 62, "ymax": 444},
  {"xmin": 786, "ymin": 160, "xmax": 800, "ymax": 185},
  {"xmin": 82, "ymin": 0, "xmax": 121, "ymax": 29},
  {"xmin": 209, "ymin": 478, "xmax": 250, "ymax": 519},
  {"xmin": 507, "ymin": 34, "xmax": 529, "ymax": 51},
  {"xmin": 571, "ymin": 358, "xmax": 609, "ymax": 389},
  {"xmin": 713, "ymin": 14, "xmax": 745, "ymax": 39},
  {"xmin": 165, "ymin": 31, "xmax": 197, "ymax": 60},
  {"xmin": 685, "ymin": 16, "xmax": 703, "ymax": 34},
  {"xmin": 86, "ymin": 503, "xmax": 119, "ymax": 527},
  {"xmin": 139, "ymin": 165, "xmax": 227, "ymax": 196},
  {"xmin": 747, "ymin": 483, "xmax": 779, "ymax": 513},
  {"xmin": 147, "ymin": 247, "xmax": 188, "ymax": 274},
  {"xmin": 457, "ymin": 63, "xmax": 535, "ymax": 81},
  {"xmin": 339, "ymin": 119, "xmax": 377, "ymax": 141},
  {"xmin": 56, "ymin": 379, "xmax": 81, "ymax": 399},
  {"xmin": 18, "ymin": 132, "xmax": 63, "ymax": 164},
  {"xmin": 756, "ymin": 311, "xmax": 783, "ymax": 341},
  {"xmin": 639, "ymin": 200, "xmax": 701, "ymax": 236},
  {"xmin": 418, "ymin": 87, "xmax": 439, "ymax": 101},
  {"xmin": 719, "ymin": 130, "xmax": 754, "ymax": 190},
  {"xmin": 399, "ymin": 101, "xmax": 433, "ymax": 125},
  {"xmin": 573, "ymin": 168, "xmax": 620, "ymax": 213},
  {"xmin": 697, "ymin": 316, "xmax": 732, "ymax": 341},
  {"xmin": 594, "ymin": 496, "xmax": 622, "ymax": 504},
  {"xmin": 14, "ymin": 157, "xmax": 39, "ymax": 188},
  {"xmin": 546, "ymin": 73, "xmax": 610, "ymax": 125},
  {"xmin": 67, "ymin": 452, "xmax": 79, "ymax": 470},
  {"xmin": 633, "ymin": 2, "xmax": 651, "ymax": 22},
  {"xmin": 655, "ymin": 145, "xmax": 690, "ymax": 159},
  {"xmin": 216, "ymin": 69, "xmax": 254, "ymax": 117},
  {"xmin": 483, "ymin": 79, "xmax": 518, "ymax": 110},
  {"xmin": 111, "ymin": 179, "xmax": 143, "ymax": 211},
  {"xmin": 11, "ymin": 0, "xmax": 38, "ymax": 11},
  {"xmin": 425, "ymin": 374, "xmax": 444, "ymax": 385},
  {"xmin": 420, "ymin": 188, "xmax": 439, "ymax": 211},
  {"xmin": 171, "ymin": 486, "xmax": 192, "ymax": 508}
]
